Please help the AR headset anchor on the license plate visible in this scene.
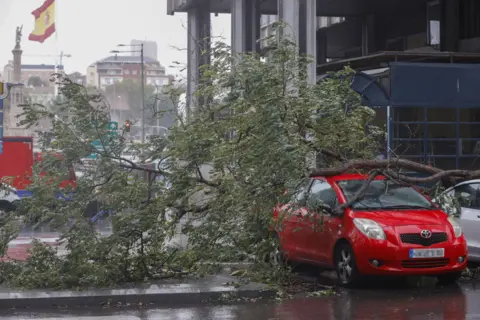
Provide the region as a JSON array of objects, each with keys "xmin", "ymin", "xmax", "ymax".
[{"xmin": 409, "ymin": 248, "xmax": 445, "ymax": 259}]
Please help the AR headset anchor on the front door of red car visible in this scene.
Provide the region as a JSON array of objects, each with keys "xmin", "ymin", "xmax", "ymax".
[{"xmin": 300, "ymin": 179, "xmax": 340, "ymax": 263}]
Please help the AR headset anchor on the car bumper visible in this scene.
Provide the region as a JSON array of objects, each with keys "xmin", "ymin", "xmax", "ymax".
[{"xmin": 352, "ymin": 237, "xmax": 467, "ymax": 276}]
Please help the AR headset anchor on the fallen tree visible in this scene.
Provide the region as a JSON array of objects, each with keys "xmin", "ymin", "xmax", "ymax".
[{"xmin": 0, "ymin": 33, "xmax": 469, "ymax": 289}]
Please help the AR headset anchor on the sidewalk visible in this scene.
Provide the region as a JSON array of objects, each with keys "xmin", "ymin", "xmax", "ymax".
[{"xmin": 0, "ymin": 274, "xmax": 276, "ymax": 309}]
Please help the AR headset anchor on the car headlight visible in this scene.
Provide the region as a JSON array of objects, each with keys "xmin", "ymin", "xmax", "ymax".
[
  {"xmin": 353, "ymin": 218, "xmax": 386, "ymax": 240},
  {"xmin": 447, "ymin": 216, "xmax": 462, "ymax": 237}
]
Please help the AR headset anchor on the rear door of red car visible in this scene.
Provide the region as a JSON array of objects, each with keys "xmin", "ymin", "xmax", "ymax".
[{"xmin": 275, "ymin": 179, "xmax": 312, "ymax": 260}]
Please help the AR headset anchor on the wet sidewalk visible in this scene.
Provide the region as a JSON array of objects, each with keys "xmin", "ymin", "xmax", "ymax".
[{"xmin": 0, "ymin": 274, "xmax": 275, "ymax": 310}]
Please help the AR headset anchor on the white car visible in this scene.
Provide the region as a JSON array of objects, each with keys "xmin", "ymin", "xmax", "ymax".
[
  {"xmin": 440, "ymin": 179, "xmax": 480, "ymax": 265},
  {"xmin": 0, "ymin": 185, "xmax": 21, "ymax": 214}
]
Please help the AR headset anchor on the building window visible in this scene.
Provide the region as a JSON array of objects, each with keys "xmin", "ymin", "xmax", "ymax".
[
  {"xmin": 124, "ymin": 69, "xmax": 130, "ymax": 75},
  {"xmin": 132, "ymin": 70, "xmax": 138, "ymax": 75},
  {"xmin": 427, "ymin": 0, "xmax": 441, "ymax": 46}
]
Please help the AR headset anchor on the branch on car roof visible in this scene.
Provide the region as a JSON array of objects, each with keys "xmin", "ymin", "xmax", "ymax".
[
  {"xmin": 311, "ymin": 158, "xmax": 442, "ymax": 177},
  {"xmin": 333, "ymin": 170, "xmax": 380, "ymax": 215},
  {"xmin": 311, "ymin": 154, "xmax": 480, "ymax": 188}
]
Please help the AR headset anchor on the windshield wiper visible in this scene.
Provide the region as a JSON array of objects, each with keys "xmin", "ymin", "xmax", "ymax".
[{"xmin": 382, "ymin": 205, "xmax": 432, "ymax": 210}]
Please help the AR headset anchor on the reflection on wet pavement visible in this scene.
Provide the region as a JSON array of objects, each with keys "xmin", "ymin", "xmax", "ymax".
[
  {"xmin": 2, "ymin": 279, "xmax": 480, "ymax": 319},
  {"xmin": 4, "ymin": 219, "xmax": 113, "ymax": 261}
]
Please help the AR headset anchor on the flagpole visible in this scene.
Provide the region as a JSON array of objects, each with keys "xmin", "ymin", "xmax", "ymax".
[{"xmin": 54, "ymin": 0, "xmax": 59, "ymax": 97}]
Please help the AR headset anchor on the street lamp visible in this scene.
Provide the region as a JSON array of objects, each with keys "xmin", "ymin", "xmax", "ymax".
[{"xmin": 110, "ymin": 43, "xmax": 145, "ymax": 143}]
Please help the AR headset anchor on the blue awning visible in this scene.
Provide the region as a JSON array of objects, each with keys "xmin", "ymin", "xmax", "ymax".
[
  {"xmin": 350, "ymin": 72, "xmax": 389, "ymax": 107},
  {"xmin": 390, "ymin": 62, "xmax": 480, "ymax": 108},
  {"xmin": 318, "ymin": 62, "xmax": 480, "ymax": 108},
  {"xmin": 317, "ymin": 71, "xmax": 389, "ymax": 107}
]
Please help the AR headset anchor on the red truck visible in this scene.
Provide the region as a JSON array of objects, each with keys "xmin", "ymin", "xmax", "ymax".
[{"xmin": 0, "ymin": 136, "xmax": 76, "ymax": 203}]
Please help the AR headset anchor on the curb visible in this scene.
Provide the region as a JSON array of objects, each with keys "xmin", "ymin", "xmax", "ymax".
[{"xmin": 0, "ymin": 275, "xmax": 276, "ymax": 309}]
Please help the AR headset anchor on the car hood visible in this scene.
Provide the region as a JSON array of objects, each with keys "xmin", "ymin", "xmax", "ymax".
[{"xmin": 352, "ymin": 209, "xmax": 448, "ymax": 227}]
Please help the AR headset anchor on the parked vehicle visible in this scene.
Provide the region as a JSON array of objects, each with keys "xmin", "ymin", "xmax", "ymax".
[
  {"xmin": 273, "ymin": 174, "xmax": 467, "ymax": 286},
  {"xmin": 0, "ymin": 137, "xmax": 76, "ymax": 200},
  {"xmin": 438, "ymin": 179, "xmax": 480, "ymax": 266},
  {"xmin": 0, "ymin": 184, "xmax": 20, "ymax": 213}
]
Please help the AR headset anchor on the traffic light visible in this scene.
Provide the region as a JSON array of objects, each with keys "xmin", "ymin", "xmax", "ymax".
[{"xmin": 125, "ymin": 120, "xmax": 131, "ymax": 132}]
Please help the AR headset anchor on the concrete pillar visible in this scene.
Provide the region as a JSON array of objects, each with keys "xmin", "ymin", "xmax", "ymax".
[
  {"xmin": 440, "ymin": 0, "xmax": 459, "ymax": 52},
  {"xmin": 299, "ymin": 0, "xmax": 317, "ymax": 85},
  {"xmin": 361, "ymin": 15, "xmax": 376, "ymax": 56},
  {"xmin": 277, "ymin": 0, "xmax": 300, "ymax": 44},
  {"xmin": 277, "ymin": 0, "xmax": 317, "ymax": 84},
  {"xmin": 231, "ymin": 0, "xmax": 261, "ymax": 54},
  {"xmin": 187, "ymin": 4, "xmax": 211, "ymax": 117}
]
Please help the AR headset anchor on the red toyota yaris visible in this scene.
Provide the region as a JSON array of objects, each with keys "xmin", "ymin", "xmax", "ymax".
[{"xmin": 273, "ymin": 174, "xmax": 467, "ymax": 286}]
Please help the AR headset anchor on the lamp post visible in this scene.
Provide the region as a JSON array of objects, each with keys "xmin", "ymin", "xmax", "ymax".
[{"xmin": 111, "ymin": 43, "xmax": 145, "ymax": 143}]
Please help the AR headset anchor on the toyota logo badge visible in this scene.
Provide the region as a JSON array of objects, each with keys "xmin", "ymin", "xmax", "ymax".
[{"xmin": 420, "ymin": 230, "xmax": 432, "ymax": 239}]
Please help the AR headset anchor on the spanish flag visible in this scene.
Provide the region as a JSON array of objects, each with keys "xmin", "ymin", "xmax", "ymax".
[{"xmin": 28, "ymin": 0, "xmax": 56, "ymax": 43}]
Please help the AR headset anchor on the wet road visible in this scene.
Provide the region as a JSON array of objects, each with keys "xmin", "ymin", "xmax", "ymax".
[
  {"xmin": 2, "ymin": 279, "xmax": 480, "ymax": 319},
  {"xmin": 4, "ymin": 220, "xmax": 113, "ymax": 261},
  {"xmin": 4, "ymin": 224, "xmax": 480, "ymax": 319}
]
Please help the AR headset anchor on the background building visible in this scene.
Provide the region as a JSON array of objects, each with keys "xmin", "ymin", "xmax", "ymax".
[
  {"xmin": 130, "ymin": 39, "xmax": 158, "ymax": 61},
  {"xmin": 67, "ymin": 72, "xmax": 86, "ymax": 86},
  {"xmin": 86, "ymin": 55, "xmax": 170, "ymax": 90},
  {"xmin": 3, "ymin": 62, "xmax": 62, "ymax": 87},
  {"xmin": 86, "ymin": 54, "xmax": 175, "ymax": 136}
]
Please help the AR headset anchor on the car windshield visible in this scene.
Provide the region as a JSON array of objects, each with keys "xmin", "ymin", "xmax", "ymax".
[{"xmin": 336, "ymin": 179, "xmax": 434, "ymax": 210}]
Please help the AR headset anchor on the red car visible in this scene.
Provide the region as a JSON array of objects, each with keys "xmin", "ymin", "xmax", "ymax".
[{"xmin": 273, "ymin": 174, "xmax": 467, "ymax": 286}]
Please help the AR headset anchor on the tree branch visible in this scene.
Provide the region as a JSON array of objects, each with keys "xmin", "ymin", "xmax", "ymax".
[
  {"xmin": 333, "ymin": 170, "xmax": 379, "ymax": 215},
  {"xmin": 311, "ymin": 158, "xmax": 441, "ymax": 177}
]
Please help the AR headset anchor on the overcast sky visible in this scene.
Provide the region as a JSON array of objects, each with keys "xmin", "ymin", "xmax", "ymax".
[{"xmin": 0, "ymin": 0, "xmax": 231, "ymax": 77}]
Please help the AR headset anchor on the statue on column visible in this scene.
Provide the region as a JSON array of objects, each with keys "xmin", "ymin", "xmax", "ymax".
[{"xmin": 15, "ymin": 25, "xmax": 23, "ymax": 48}]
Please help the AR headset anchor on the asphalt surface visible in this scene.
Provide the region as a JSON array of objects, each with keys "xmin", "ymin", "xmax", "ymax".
[{"xmin": 0, "ymin": 278, "xmax": 478, "ymax": 319}]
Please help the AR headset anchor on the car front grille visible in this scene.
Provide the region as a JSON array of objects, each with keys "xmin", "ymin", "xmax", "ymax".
[
  {"xmin": 401, "ymin": 258, "xmax": 449, "ymax": 269},
  {"xmin": 400, "ymin": 232, "xmax": 448, "ymax": 246}
]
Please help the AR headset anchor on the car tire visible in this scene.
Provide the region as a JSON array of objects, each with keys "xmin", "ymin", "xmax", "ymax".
[
  {"xmin": 437, "ymin": 271, "xmax": 462, "ymax": 285},
  {"xmin": 334, "ymin": 242, "xmax": 361, "ymax": 287}
]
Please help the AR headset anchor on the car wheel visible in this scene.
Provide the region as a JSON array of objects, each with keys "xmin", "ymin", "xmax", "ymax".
[
  {"xmin": 437, "ymin": 271, "xmax": 462, "ymax": 285},
  {"xmin": 335, "ymin": 242, "xmax": 361, "ymax": 287}
]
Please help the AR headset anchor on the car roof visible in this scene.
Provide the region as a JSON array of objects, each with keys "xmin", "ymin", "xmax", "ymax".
[
  {"xmin": 312, "ymin": 173, "xmax": 386, "ymax": 181},
  {"xmin": 447, "ymin": 179, "xmax": 480, "ymax": 190},
  {"xmin": 455, "ymin": 179, "xmax": 480, "ymax": 185}
]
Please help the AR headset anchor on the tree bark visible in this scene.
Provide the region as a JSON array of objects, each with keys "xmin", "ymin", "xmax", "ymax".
[{"xmin": 311, "ymin": 157, "xmax": 479, "ymax": 186}]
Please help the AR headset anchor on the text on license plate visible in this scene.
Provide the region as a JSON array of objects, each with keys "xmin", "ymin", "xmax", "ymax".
[{"xmin": 409, "ymin": 248, "xmax": 445, "ymax": 259}]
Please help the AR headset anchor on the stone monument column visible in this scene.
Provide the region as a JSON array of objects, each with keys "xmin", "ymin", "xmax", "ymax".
[
  {"xmin": 12, "ymin": 26, "xmax": 23, "ymax": 83},
  {"xmin": 5, "ymin": 26, "xmax": 26, "ymax": 136}
]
